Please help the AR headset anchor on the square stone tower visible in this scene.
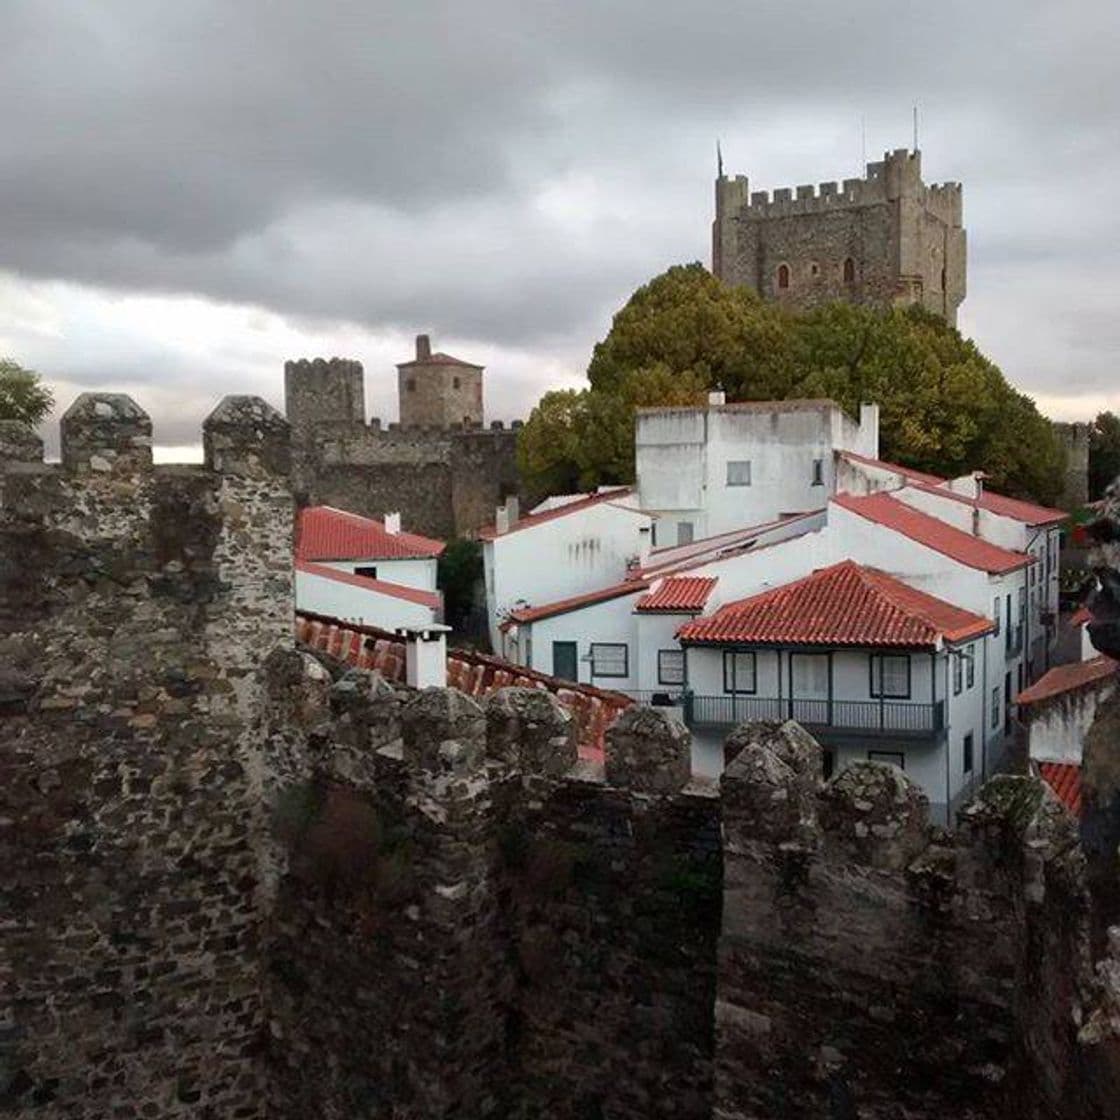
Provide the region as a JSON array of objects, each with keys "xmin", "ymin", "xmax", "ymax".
[
  {"xmin": 712, "ymin": 149, "xmax": 966, "ymax": 325},
  {"xmin": 397, "ymin": 334, "xmax": 484, "ymax": 428}
]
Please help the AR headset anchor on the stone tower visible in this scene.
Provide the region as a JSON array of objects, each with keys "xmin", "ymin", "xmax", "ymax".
[
  {"xmin": 397, "ymin": 334, "xmax": 484, "ymax": 428},
  {"xmin": 1053, "ymin": 420, "xmax": 1091, "ymax": 508},
  {"xmin": 712, "ymin": 148, "xmax": 966, "ymax": 324}
]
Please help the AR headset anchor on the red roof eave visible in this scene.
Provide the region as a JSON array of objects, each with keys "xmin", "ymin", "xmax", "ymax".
[
  {"xmin": 478, "ymin": 488, "xmax": 641, "ymax": 541},
  {"xmin": 296, "ymin": 559, "xmax": 441, "ymax": 609}
]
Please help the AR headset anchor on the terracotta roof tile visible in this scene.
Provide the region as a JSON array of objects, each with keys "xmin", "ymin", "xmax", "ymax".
[
  {"xmin": 297, "ymin": 506, "xmax": 445, "ymax": 561},
  {"xmin": 504, "ymin": 580, "xmax": 647, "ymax": 625},
  {"xmin": 677, "ymin": 560, "xmax": 993, "ymax": 649},
  {"xmin": 832, "ymin": 492, "xmax": 1034, "ymax": 574},
  {"xmin": 905, "ymin": 479, "xmax": 1068, "ymax": 528},
  {"xmin": 295, "ymin": 560, "xmax": 442, "ymax": 609},
  {"xmin": 397, "ymin": 350, "xmax": 482, "ymax": 369},
  {"xmin": 296, "ymin": 612, "xmax": 632, "ymax": 761},
  {"xmin": 1038, "ymin": 762, "xmax": 1083, "ymax": 817},
  {"xmin": 1016, "ymin": 656, "xmax": 1116, "ymax": 705},
  {"xmin": 635, "ymin": 577, "xmax": 718, "ymax": 613},
  {"xmin": 478, "ymin": 488, "xmax": 640, "ymax": 541}
]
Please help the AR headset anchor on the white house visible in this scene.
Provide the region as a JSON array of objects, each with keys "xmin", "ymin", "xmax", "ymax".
[
  {"xmin": 635, "ymin": 396, "xmax": 879, "ymax": 542},
  {"xmin": 479, "ymin": 488, "xmax": 654, "ymax": 652},
  {"xmin": 678, "ymin": 559, "xmax": 997, "ymax": 823},
  {"xmin": 295, "ymin": 505, "xmax": 445, "ymax": 630},
  {"xmin": 837, "ymin": 451, "xmax": 1067, "ymax": 677}
]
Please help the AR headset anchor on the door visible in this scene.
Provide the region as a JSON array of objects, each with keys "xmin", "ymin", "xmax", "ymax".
[
  {"xmin": 553, "ymin": 641, "xmax": 578, "ymax": 683},
  {"xmin": 790, "ymin": 653, "xmax": 829, "ymax": 725}
]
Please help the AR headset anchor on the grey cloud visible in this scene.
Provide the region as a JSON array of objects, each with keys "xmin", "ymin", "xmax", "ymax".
[{"xmin": 1, "ymin": 0, "xmax": 1119, "ymax": 420}]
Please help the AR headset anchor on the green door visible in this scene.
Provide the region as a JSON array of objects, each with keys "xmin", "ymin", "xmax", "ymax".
[{"xmin": 553, "ymin": 641, "xmax": 578, "ymax": 682}]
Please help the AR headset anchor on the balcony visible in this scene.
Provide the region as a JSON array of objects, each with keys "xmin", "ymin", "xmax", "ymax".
[{"xmin": 683, "ymin": 694, "xmax": 946, "ymax": 741}]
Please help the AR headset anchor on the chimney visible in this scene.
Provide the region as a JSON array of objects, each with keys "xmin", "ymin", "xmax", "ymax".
[
  {"xmin": 637, "ymin": 523, "xmax": 652, "ymax": 568},
  {"xmin": 859, "ymin": 402, "xmax": 881, "ymax": 457},
  {"xmin": 495, "ymin": 505, "xmax": 509, "ymax": 535},
  {"xmin": 384, "ymin": 511, "xmax": 401, "ymax": 535},
  {"xmin": 504, "ymin": 493, "xmax": 519, "ymax": 526},
  {"xmin": 398, "ymin": 625, "xmax": 451, "ymax": 689},
  {"xmin": 708, "ymin": 386, "xmax": 726, "ymax": 406},
  {"xmin": 416, "ymin": 334, "xmax": 431, "ymax": 361}
]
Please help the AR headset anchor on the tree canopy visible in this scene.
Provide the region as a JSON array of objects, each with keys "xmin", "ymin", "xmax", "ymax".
[
  {"xmin": 1089, "ymin": 411, "xmax": 1120, "ymax": 500},
  {"xmin": 519, "ymin": 263, "xmax": 1066, "ymax": 506},
  {"xmin": 0, "ymin": 359, "xmax": 54, "ymax": 427}
]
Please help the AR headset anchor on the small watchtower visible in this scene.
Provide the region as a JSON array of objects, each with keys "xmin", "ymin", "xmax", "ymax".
[{"xmin": 396, "ymin": 335, "xmax": 484, "ymax": 429}]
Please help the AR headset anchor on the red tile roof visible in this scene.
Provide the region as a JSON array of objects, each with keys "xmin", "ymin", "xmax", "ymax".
[
  {"xmin": 906, "ymin": 480, "xmax": 1068, "ymax": 528},
  {"xmin": 1016, "ymin": 656, "xmax": 1117, "ymax": 706},
  {"xmin": 832, "ymin": 492, "xmax": 1034, "ymax": 574},
  {"xmin": 838, "ymin": 449, "xmax": 947, "ymax": 486},
  {"xmin": 636, "ymin": 577, "xmax": 718, "ymax": 613},
  {"xmin": 839, "ymin": 451, "xmax": 1068, "ymax": 527},
  {"xmin": 677, "ymin": 560, "xmax": 994, "ymax": 649},
  {"xmin": 297, "ymin": 506, "xmax": 446, "ymax": 562},
  {"xmin": 477, "ymin": 488, "xmax": 641, "ymax": 541},
  {"xmin": 296, "ymin": 612, "xmax": 632, "ymax": 761},
  {"xmin": 396, "ymin": 351, "xmax": 482, "ymax": 369},
  {"xmin": 295, "ymin": 559, "xmax": 442, "ymax": 609},
  {"xmin": 1038, "ymin": 762, "xmax": 1083, "ymax": 817},
  {"xmin": 503, "ymin": 580, "xmax": 648, "ymax": 625}
]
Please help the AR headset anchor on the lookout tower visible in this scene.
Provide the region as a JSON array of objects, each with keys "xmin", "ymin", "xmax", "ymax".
[{"xmin": 396, "ymin": 334, "xmax": 484, "ymax": 429}]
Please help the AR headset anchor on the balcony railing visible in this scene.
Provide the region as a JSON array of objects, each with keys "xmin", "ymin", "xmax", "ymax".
[{"xmin": 684, "ymin": 694, "xmax": 945, "ymax": 737}]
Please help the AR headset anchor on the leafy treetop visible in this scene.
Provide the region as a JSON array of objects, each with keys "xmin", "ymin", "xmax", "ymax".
[
  {"xmin": 519, "ymin": 264, "xmax": 1065, "ymax": 507},
  {"xmin": 0, "ymin": 360, "xmax": 54, "ymax": 428}
]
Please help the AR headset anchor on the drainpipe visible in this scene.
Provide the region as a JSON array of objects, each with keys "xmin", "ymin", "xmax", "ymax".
[
  {"xmin": 981, "ymin": 635, "xmax": 989, "ymax": 780},
  {"xmin": 943, "ymin": 649, "xmax": 951, "ymax": 826}
]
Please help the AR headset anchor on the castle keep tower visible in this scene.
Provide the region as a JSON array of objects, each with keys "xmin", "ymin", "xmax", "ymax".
[
  {"xmin": 397, "ymin": 333, "xmax": 484, "ymax": 428},
  {"xmin": 712, "ymin": 148, "xmax": 966, "ymax": 324}
]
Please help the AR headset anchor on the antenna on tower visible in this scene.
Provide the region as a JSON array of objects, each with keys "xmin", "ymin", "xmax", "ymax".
[
  {"xmin": 860, "ymin": 115, "xmax": 866, "ymax": 172},
  {"xmin": 717, "ymin": 139, "xmax": 724, "ymax": 179},
  {"xmin": 913, "ymin": 104, "xmax": 919, "ymax": 152}
]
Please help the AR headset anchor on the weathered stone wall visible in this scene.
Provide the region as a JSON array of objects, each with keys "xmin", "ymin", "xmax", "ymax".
[
  {"xmin": 0, "ymin": 394, "xmax": 293, "ymax": 1117},
  {"xmin": 1053, "ymin": 420, "xmax": 1091, "ymax": 508},
  {"xmin": 714, "ymin": 721, "xmax": 1115, "ymax": 1120}
]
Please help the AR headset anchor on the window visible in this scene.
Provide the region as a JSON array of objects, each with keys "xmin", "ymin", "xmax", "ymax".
[
  {"xmin": 991, "ymin": 686, "xmax": 1001, "ymax": 730},
  {"xmin": 354, "ymin": 565, "xmax": 378, "ymax": 580},
  {"xmin": 811, "ymin": 458, "xmax": 824, "ymax": 486},
  {"xmin": 953, "ymin": 654, "xmax": 963, "ymax": 696},
  {"xmin": 940, "ymin": 266, "xmax": 946, "ymax": 291},
  {"xmin": 406, "ymin": 378, "xmax": 416, "ymax": 391},
  {"xmin": 870, "ymin": 654, "xmax": 910, "ymax": 698},
  {"xmin": 723, "ymin": 650, "xmax": 757, "ymax": 693},
  {"xmin": 452, "ymin": 376, "xmax": 461, "ymax": 389},
  {"xmin": 992, "ymin": 596, "xmax": 1001, "ymax": 636},
  {"xmin": 966, "ymin": 645, "xmax": 975, "ymax": 689},
  {"xmin": 810, "ymin": 260, "xmax": 820, "ymax": 277},
  {"xmin": 963, "ymin": 732, "xmax": 974, "ymax": 774},
  {"xmin": 792, "ymin": 654, "xmax": 829, "ymax": 697},
  {"xmin": 726, "ymin": 460, "xmax": 752, "ymax": 487},
  {"xmin": 676, "ymin": 521, "xmax": 694, "ymax": 545},
  {"xmin": 658, "ymin": 649, "xmax": 685, "ymax": 686},
  {"xmin": 590, "ymin": 643, "xmax": 628, "ymax": 679},
  {"xmin": 777, "ymin": 263, "xmax": 790, "ymax": 289},
  {"xmin": 843, "ymin": 257, "xmax": 855, "ymax": 283},
  {"xmin": 869, "ymin": 750, "xmax": 904, "ymax": 770}
]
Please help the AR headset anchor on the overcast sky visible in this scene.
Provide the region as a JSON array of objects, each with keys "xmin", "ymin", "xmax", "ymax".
[{"xmin": 2, "ymin": 1, "xmax": 1118, "ymax": 456}]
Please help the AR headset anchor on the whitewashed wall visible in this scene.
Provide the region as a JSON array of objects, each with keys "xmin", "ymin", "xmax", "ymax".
[
  {"xmin": 320, "ymin": 556, "xmax": 437, "ymax": 590},
  {"xmin": 295, "ymin": 568, "xmax": 438, "ymax": 630},
  {"xmin": 483, "ymin": 500, "xmax": 652, "ymax": 651},
  {"xmin": 1027, "ymin": 680, "xmax": 1117, "ymax": 764}
]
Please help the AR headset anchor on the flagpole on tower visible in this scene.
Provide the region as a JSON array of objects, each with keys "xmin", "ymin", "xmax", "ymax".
[{"xmin": 717, "ymin": 139, "xmax": 723, "ymax": 179}]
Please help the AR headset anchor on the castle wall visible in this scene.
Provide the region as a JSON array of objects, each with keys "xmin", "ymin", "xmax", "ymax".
[
  {"xmin": 0, "ymin": 394, "xmax": 292, "ymax": 1118},
  {"xmin": 398, "ymin": 362, "xmax": 483, "ymax": 428},
  {"xmin": 285, "ymin": 357, "xmax": 522, "ymax": 538},
  {"xmin": 1053, "ymin": 421, "xmax": 1091, "ymax": 509}
]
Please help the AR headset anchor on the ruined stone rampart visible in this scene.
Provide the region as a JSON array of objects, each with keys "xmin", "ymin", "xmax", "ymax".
[{"xmin": 2, "ymin": 401, "xmax": 1118, "ymax": 1118}]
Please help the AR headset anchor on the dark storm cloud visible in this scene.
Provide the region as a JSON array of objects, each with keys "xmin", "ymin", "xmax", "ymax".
[{"xmin": 1, "ymin": 0, "xmax": 1118, "ymax": 416}]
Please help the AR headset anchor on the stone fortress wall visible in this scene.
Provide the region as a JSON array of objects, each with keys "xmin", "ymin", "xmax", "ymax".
[
  {"xmin": 713, "ymin": 148, "xmax": 967, "ymax": 324},
  {"xmin": 285, "ymin": 350, "xmax": 522, "ymax": 540},
  {"xmin": 2, "ymin": 397, "xmax": 1119, "ymax": 1118}
]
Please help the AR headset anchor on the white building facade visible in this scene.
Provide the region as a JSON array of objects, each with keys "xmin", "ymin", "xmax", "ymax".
[{"xmin": 635, "ymin": 397, "xmax": 879, "ymax": 542}]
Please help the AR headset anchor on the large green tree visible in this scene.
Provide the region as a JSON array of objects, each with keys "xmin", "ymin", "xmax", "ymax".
[
  {"xmin": 520, "ymin": 264, "xmax": 1066, "ymax": 505},
  {"xmin": 1089, "ymin": 411, "xmax": 1120, "ymax": 500},
  {"xmin": 0, "ymin": 360, "xmax": 53, "ymax": 427}
]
